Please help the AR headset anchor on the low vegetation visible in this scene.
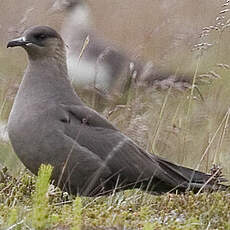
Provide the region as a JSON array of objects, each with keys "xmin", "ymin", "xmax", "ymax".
[{"xmin": 0, "ymin": 166, "xmax": 229, "ymax": 229}]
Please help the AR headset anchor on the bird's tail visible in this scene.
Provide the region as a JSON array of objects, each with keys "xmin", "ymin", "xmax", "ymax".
[
  {"xmin": 147, "ymin": 156, "xmax": 228, "ymax": 194},
  {"xmin": 137, "ymin": 61, "xmax": 192, "ymax": 91}
]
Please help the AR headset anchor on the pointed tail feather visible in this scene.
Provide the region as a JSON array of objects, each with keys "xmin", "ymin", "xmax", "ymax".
[{"xmin": 150, "ymin": 157, "xmax": 229, "ymax": 193}]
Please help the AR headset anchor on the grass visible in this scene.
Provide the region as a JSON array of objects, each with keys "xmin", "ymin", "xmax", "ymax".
[
  {"xmin": 1, "ymin": 1, "xmax": 230, "ymax": 229},
  {"xmin": 0, "ymin": 166, "xmax": 229, "ymax": 229},
  {"xmin": 32, "ymin": 164, "xmax": 53, "ymax": 229}
]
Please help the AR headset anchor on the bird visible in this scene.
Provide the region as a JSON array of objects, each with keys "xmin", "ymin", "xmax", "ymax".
[
  {"xmin": 50, "ymin": 0, "xmax": 192, "ymax": 96},
  {"xmin": 7, "ymin": 26, "xmax": 227, "ymax": 196}
]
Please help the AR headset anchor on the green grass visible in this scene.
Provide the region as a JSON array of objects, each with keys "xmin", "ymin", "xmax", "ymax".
[
  {"xmin": 0, "ymin": 166, "xmax": 229, "ymax": 229},
  {"xmin": 32, "ymin": 164, "xmax": 53, "ymax": 229}
]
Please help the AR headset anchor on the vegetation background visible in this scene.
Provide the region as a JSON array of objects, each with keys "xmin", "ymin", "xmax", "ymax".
[{"xmin": 0, "ymin": 0, "xmax": 230, "ymax": 229}]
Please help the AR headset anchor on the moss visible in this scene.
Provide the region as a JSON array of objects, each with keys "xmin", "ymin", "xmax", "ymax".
[{"xmin": 0, "ymin": 170, "xmax": 229, "ymax": 229}]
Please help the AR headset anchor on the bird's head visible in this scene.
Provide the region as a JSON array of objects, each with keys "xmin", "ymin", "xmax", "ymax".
[
  {"xmin": 50, "ymin": 0, "xmax": 83, "ymax": 13},
  {"xmin": 7, "ymin": 26, "xmax": 65, "ymax": 60}
]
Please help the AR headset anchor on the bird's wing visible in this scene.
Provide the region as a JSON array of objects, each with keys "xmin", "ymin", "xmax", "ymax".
[
  {"xmin": 60, "ymin": 103, "xmax": 118, "ymax": 130},
  {"xmin": 59, "ymin": 104, "xmax": 164, "ymax": 182},
  {"xmin": 58, "ymin": 104, "xmax": 217, "ymax": 193},
  {"xmin": 57, "ymin": 131, "xmax": 112, "ymax": 195}
]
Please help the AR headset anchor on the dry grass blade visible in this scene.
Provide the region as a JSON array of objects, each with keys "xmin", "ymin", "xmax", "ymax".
[
  {"xmin": 196, "ymin": 108, "xmax": 230, "ymax": 171},
  {"xmin": 213, "ymin": 107, "xmax": 230, "ymax": 164},
  {"xmin": 148, "ymin": 87, "xmax": 172, "ymax": 153}
]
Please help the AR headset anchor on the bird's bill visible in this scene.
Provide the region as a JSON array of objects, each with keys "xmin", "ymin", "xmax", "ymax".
[{"xmin": 7, "ymin": 37, "xmax": 31, "ymax": 48}]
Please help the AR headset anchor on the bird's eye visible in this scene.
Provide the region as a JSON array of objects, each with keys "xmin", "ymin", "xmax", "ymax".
[{"xmin": 34, "ymin": 34, "xmax": 46, "ymax": 40}]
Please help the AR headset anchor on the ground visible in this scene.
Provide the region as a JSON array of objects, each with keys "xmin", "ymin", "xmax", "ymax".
[{"xmin": 0, "ymin": 166, "xmax": 229, "ymax": 229}]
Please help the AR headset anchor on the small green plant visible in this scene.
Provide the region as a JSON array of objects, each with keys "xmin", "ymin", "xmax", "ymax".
[
  {"xmin": 32, "ymin": 164, "xmax": 53, "ymax": 229},
  {"xmin": 6, "ymin": 208, "xmax": 18, "ymax": 228},
  {"xmin": 71, "ymin": 196, "xmax": 83, "ymax": 230},
  {"xmin": 143, "ymin": 222, "xmax": 154, "ymax": 230}
]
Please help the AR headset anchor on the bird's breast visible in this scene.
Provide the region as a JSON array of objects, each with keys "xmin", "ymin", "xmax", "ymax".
[{"xmin": 67, "ymin": 55, "xmax": 111, "ymax": 92}]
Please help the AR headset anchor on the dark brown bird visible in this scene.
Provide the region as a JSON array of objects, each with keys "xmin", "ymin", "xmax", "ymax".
[{"xmin": 7, "ymin": 26, "xmax": 227, "ymax": 196}]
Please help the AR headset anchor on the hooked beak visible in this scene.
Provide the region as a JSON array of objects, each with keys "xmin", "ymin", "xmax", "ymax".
[{"xmin": 7, "ymin": 37, "xmax": 30, "ymax": 48}]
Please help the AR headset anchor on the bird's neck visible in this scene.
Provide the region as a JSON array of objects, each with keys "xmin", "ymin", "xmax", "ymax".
[
  {"xmin": 26, "ymin": 45, "xmax": 68, "ymax": 75},
  {"xmin": 16, "ymin": 55, "xmax": 81, "ymax": 106},
  {"xmin": 68, "ymin": 2, "xmax": 91, "ymax": 28},
  {"xmin": 29, "ymin": 51, "xmax": 68, "ymax": 79},
  {"xmin": 62, "ymin": 2, "xmax": 92, "ymax": 43}
]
